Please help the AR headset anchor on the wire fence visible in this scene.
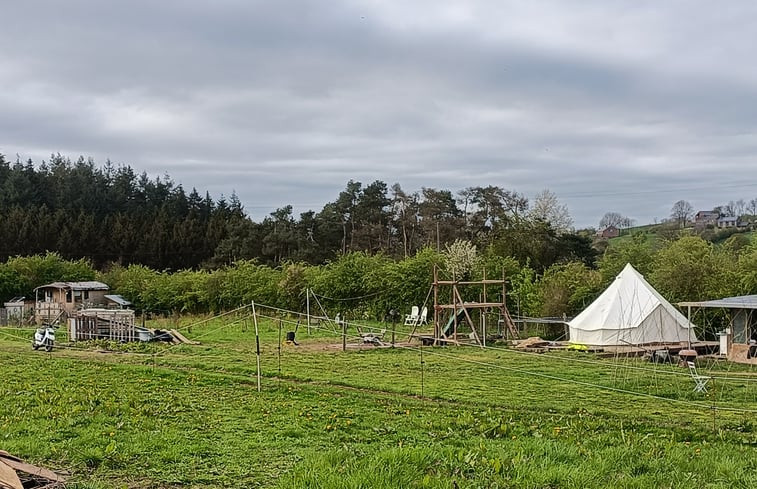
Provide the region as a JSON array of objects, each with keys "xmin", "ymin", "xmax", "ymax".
[{"xmin": 1, "ymin": 302, "xmax": 756, "ymax": 418}]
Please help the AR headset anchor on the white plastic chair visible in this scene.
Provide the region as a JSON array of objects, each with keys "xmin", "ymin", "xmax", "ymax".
[
  {"xmin": 687, "ymin": 361, "xmax": 711, "ymax": 393},
  {"xmin": 418, "ymin": 306, "xmax": 428, "ymax": 325},
  {"xmin": 404, "ymin": 306, "xmax": 419, "ymax": 326}
]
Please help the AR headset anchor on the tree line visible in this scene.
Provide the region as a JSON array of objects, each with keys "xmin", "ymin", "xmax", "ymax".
[
  {"xmin": 3, "ymin": 231, "xmax": 757, "ymax": 336},
  {"xmin": 0, "ymin": 154, "xmax": 594, "ymax": 272}
]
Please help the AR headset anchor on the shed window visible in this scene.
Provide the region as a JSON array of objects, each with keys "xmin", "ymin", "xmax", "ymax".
[{"xmin": 66, "ymin": 290, "xmax": 73, "ymax": 303}]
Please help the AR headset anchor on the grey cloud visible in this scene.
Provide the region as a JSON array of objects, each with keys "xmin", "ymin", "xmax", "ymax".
[{"xmin": 2, "ymin": 1, "xmax": 757, "ymax": 228}]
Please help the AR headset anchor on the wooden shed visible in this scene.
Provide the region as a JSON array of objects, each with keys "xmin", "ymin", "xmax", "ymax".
[
  {"xmin": 34, "ymin": 281, "xmax": 110, "ymax": 324},
  {"xmin": 2, "ymin": 296, "xmax": 35, "ymax": 324}
]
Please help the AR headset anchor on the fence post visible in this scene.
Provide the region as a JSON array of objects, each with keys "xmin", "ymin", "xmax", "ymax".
[{"xmin": 252, "ymin": 301, "xmax": 261, "ymax": 393}]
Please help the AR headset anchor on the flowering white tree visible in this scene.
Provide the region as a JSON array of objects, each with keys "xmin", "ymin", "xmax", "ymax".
[
  {"xmin": 443, "ymin": 239, "xmax": 478, "ymax": 280},
  {"xmin": 529, "ymin": 189, "xmax": 574, "ymax": 234}
]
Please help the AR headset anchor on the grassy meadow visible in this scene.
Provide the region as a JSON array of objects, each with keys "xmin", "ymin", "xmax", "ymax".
[{"xmin": 1, "ymin": 311, "xmax": 756, "ymax": 488}]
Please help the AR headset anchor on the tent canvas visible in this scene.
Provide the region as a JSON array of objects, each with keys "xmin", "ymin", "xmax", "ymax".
[{"xmin": 569, "ymin": 263, "xmax": 698, "ymax": 346}]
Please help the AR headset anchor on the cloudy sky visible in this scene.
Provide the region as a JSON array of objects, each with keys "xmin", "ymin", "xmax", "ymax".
[{"xmin": 2, "ymin": 1, "xmax": 757, "ymax": 228}]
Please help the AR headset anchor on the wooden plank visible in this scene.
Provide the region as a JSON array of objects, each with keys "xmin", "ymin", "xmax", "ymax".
[
  {"xmin": 0, "ymin": 460, "xmax": 23, "ymax": 489},
  {"xmin": 434, "ymin": 280, "xmax": 505, "ymax": 285},
  {"xmin": 169, "ymin": 329, "xmax": 200, "ymax": 345},
  {"xmin": 435, "ymin": 302, "xmax": 506, "ymax": 309},
  {"xmin": 0, "ymin": 452, "xmax": 64, "ymax": 483}
]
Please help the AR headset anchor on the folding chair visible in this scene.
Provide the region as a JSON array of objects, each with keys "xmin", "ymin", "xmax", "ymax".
[{"xmin": 687, "ymin": 361, "xmax": 711, "ymax": 393}]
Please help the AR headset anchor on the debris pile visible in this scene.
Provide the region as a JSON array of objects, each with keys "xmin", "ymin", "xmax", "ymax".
[{"xmin": 0, "ymin": 450, "xmax": 66, "ymax": 488}]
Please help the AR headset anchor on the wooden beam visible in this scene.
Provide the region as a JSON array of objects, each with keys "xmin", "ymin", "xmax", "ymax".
[
  {"xmin": 454, "ymin": 287, "xmax": 481, "ymax": 346},
  {"xmin": 436, "ymin": 302, "xmax": 505, "ymax": 309},
  {"xmin": 434, "ymin": 280, "xmax": 505, "ymax": 285}
]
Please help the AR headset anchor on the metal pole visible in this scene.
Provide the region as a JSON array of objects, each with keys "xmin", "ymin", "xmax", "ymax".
[
  {"xmin": 252, "ymin": 301, "xmax": 261, "ymax": 392},
  {"xmin": 687, "ymin": 305, "xmax": 692, "ymax": 349},
  {"xmin": 342, "ymin": 317, "xmax": 347, "ymax": 352}
]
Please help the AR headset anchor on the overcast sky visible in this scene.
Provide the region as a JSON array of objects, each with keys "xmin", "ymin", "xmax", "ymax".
[{"xmin": 2, "ymin": 1, "xmax": 757, "ymax": 228}]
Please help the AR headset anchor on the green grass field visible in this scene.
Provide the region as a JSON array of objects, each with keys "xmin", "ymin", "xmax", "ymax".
[{"xmin": 1, "ymin": 311, "xmax": 756, "ymax": 488}]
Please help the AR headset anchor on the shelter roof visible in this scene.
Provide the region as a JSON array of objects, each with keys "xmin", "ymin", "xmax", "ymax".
[
  {"xmin": 34, "ymin": 281, "xmax": 109, "ymax": 291},
  {"xmin": 104, "ymin": 294, "xmax": 132, "ymax": 306},
  {"xmin": 678, "ymin": 295, "xmax": 757, "ymax": 310}
]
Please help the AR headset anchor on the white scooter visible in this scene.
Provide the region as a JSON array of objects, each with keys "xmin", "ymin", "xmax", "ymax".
[{"xmin": 32, "ymin": 323, "xmax": 56, "ymax": 352}]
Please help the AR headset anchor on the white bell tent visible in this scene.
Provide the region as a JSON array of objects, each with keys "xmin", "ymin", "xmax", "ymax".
[{"xmin": 569, "ymin": 263, "xmax": 698, "ymax": 346}]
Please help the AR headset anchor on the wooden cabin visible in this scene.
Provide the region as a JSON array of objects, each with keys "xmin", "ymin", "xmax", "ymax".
[{"xmin": 34, "ymin": 281, "xmax": 110, "ymax": 324}]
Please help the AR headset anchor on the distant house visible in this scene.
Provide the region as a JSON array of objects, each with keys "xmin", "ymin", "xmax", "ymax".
[
  {"xmin": 596, "ymin": 226, "xmax": 620, "ymax": 239},
  {"xmin": 716, "ymin": 216, "xmax": 747, "ymax": 229},
  {"xmin": 694, "ymin": 210, "xmax": 719, "ymax": 230},
  {"xmin": 34, "ymin": 281, "xmax": 110, "ymax": 324}
]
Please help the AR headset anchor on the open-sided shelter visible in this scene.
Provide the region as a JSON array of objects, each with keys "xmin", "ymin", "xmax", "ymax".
[
  {"xmin": 678, "ymin": 295, "xmax": 757, "ymax": 365},
  {"xmin": 569, "ymin": 264, "xmax": 698, "ymax": 346}
]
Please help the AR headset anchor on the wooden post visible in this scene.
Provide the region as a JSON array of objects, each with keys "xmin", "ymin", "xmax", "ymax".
[
  {"xmin": 433, "ymin": 265, "xmax": 439, "ymax": 344},
  {"xmin": 306, "ymin": 288, "xmax": 311, "ymax": 335},
  {"xmin": 452, "ymin": 284, "xmax": 458, "ymax": 344},
  {"xmin": 482, "ymin": 312, "xmax": 486, "ymax": 347},
  {"xmin": 420, "ymin": 339, "xmax": 425, "ymax": 397},
  {"xmin": 252, "ymin": 301, "xmax": 261, "ymax": 392},
  {"xmin": 277, "ymin": 317, "xmax": 282, "ymax": 376}
]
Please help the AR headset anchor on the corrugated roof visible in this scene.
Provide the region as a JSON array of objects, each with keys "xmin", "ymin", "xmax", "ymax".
[
  {"xmin": 34, "ymin": 281, "xmax": 109, "ymax": 291},
  {"xmin": 104, "ymin": 294, "xmax": 132, "ymax": 306},
  {"xmin": 678, "ymin": 295, "xmax": 757, "ymax": 309}
]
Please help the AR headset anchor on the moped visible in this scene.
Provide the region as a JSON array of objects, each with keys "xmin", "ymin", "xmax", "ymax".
[{"xmin": 32, "ymin": 323, "xmax": 56, "ymax": 352}]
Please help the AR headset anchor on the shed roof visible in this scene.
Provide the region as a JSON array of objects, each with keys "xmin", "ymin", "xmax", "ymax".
[
  {"xmin": 104, "ymin": 294, "xmax": 132, "ymax": 306},
  {"xmin": 34, "ymin": 281, "xmax": 109, "ymax": 291},
  {"xmin": 678, "ymin": 295, "xmax": 757, "ymax": 310}
]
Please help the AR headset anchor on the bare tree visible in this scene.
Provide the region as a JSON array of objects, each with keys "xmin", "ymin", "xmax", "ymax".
[
  {"xmin": 599, "ymin": 212, "xmax": 633, "ymax": 229},
  {"xmin": 735, "ymin": 198, "xmax": 746, "ymax": 217},
  {"xmin": 529, "ymin": 189, "xmax": 574, "ymax": 234},
  {"xmin": 670, "ymin": 200, "xmax": 693, "ymax": 228},
  {"xmin": 747, "ymin": 198, "xmax": 757, "ymax": 216}
]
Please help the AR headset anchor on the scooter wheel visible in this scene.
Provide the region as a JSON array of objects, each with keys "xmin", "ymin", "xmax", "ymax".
[{"xmin": 44, "ymin": 344, "xmax": 53, "ymax": 352}]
